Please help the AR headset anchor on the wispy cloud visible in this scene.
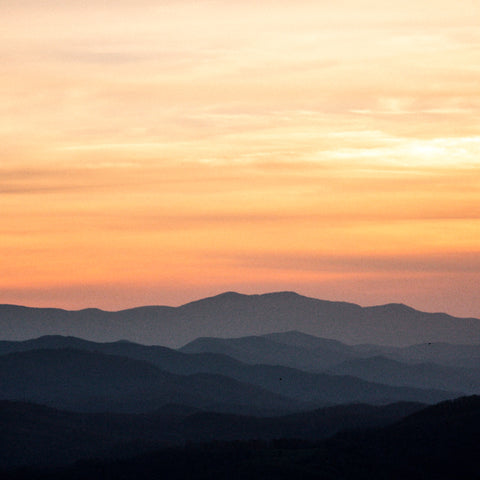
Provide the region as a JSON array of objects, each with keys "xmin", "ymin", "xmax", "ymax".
[{"xmin": 2, "ymin": 0, "xmax": 480, "ymax": 315}]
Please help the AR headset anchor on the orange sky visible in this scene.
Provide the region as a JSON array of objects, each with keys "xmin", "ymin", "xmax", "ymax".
[{"xmin": 1, "ymin": 0, "xmax": 480, "ymax": 316}]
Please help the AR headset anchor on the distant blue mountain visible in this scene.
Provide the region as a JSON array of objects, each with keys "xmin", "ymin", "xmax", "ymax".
[
  {"xmin": 328, "ymin": 355, "xmax": 480, "ymax": 393},
  {"xmin": 0, "ymin": 348, "xmax": 299, "ymax": 415},
  {"xmin": 0, "ymin": 336, "xmax": 463, "ymax": 407}
]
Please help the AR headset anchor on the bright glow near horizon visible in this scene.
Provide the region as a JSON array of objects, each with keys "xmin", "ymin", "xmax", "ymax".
[{"xmin": 1, "ymin": 0, "xmax": 480, "ymax": 317}]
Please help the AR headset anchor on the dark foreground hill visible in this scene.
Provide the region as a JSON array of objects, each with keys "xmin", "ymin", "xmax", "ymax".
[
  {"xmin": 0, "ymin": 400, "xmax": 424, "ymax": 469},
  {"xmin": 3, "ymin": 396, "xmax": 479, "ymax": 480},
  {"xmin": 1, "ymin": 291, "xmax": 480, "ymax": 346}
]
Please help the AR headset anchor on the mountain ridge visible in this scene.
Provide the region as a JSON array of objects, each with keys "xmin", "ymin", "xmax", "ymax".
[
  {"xmin": 0, "ymin": 336, "xmax": 462, "ymax": 407},
  {"xmin": 0, "ymin": 347, "xmax": 301, "ymax": 415},
  {"xmin": 3, "ymin": 290, "xmax": 475, "ymax": 318},
  {"xmin": 1, "ymin": 291, "xmax": 479, "ymax": 347}
]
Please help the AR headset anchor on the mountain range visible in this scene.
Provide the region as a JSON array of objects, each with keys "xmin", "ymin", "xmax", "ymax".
[
  {"xmin": 2, "ymin": 293, "xmax": 479, "ymax": 478},
  {"xmin": 2, "ymin": 291, "xmax": 480, "ymax": 346},
  {"xmin": 0, "ymin": 348, "xmax": 299, "ymax": 415},
  {"xmin": 1, "ymin": 316, "xmax": 479, "ymax": 479},
  {"xmin": 0, "ymin": 335, "xmax": 463, "ymax": 412}
]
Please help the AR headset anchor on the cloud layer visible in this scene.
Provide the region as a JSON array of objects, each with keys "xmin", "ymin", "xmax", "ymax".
[{"xmin": 1, "ymin": 0, "xmax": 479, "ymax": 316}]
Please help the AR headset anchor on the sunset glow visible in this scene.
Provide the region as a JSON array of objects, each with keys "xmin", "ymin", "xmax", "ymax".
[{"xmin": 2, "ymin": 0, "xmax": 480, "ymax": 316}]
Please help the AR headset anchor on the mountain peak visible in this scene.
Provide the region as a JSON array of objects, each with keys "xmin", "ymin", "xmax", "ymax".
[
  {"xmin": 261, "ymin": 291, "xmax": 301, "ymax": 298},
  {"xmin": 216, "ymin": 291, "xmax": 245, "ymax": 299},
  {"xmin": 367, "ymin": 303, "xmax": 417, "ymax": 314}
]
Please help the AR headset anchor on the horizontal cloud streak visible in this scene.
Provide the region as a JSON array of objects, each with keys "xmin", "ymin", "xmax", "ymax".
[{"xmin": 225, "ymin": 251, "xmax": 480, "ymax": 275}]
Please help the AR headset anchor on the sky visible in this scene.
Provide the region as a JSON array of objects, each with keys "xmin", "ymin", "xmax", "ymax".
[{"xmin": 1, "ymin": 0, "xmax": 480, "ymax": 317}]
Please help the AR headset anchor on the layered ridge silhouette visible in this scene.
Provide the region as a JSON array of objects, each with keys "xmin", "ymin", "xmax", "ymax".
[
  {"xmin": 0, "ymin": 335, "xmax": 467, "ymax": 413},
  {"xmin": 1, "ymin": 294, "xmax": 479, "ymax": 479}
]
